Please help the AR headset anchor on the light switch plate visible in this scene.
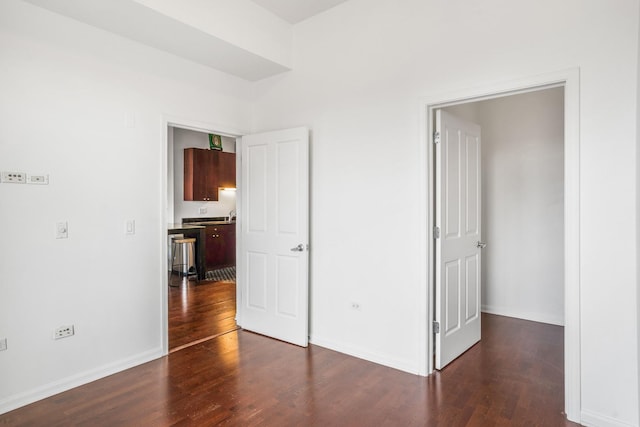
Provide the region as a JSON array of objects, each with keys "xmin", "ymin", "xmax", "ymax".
[
  {"xmin": 125, "ymin": 220, "xmax": 135, "ymax": 235},
  {"xmin": 56, "ymin": 221, "xmax": 68, "ymax": 239}
]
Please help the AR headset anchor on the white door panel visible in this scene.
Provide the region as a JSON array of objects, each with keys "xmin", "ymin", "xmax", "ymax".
[
  {"xmin": 239, "ymin": 127, "xmax": 309, "ymax": 347},
  {"xmin": 435, "ymin": 110, "xmax": 482, "ymax": 369},
  {"xmin": 247, "ymin": 144, "xmax": 267, "ymax": 232},
  {"xmin": 247, "ymin": 252, "xmax": 267, "ymax": 310},
  {"xmin": 465, "ymin": 254, "xmax": 479, "ymax": 321}
]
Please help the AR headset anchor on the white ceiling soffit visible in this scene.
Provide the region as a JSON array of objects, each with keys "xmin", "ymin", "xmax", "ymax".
[
  {"xmin": 251, "ymin": 0, "xmax": 349, "ymax": 24},
  {"xmin": 23, "ymin": 0, "xmax": 291, "ymax": 81}
]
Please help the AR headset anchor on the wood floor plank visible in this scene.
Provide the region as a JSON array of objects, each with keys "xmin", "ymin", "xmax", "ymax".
[
  {"xmin": 168, "ymin": 278, "xmax": 238, "ymax": 350},
  {"xmin": 0, "ymin": 314, "xmax": 581, "ymax": 426}
]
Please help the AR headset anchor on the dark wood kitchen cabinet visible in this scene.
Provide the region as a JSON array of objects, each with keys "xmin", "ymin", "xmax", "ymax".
[
  {"xmin": 184, "ymin": 148, "xmax": 236, "ymax": 201},
  {"xmin": 218, "ymin": 152, "xmax": 236, "ymax": 189},
  {"xmin": 205, "ymin": 224, "xmax": 236, "ymax": 269}
]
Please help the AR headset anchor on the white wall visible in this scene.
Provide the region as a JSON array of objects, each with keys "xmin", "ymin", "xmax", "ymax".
[
  {"xmin": 171, "ymin": 128, "xmax": 236, "ymax": 222},
  {"xmin": 447, "ymin": 88, "xmax": 565, "ymax": 326},
  {"xmin": 252, "ymin": 0, "xmax": 639, "ymax": 425},
  {"xmin": 0, "ymin": 0, "xmax": 250, "ymax": 413}
]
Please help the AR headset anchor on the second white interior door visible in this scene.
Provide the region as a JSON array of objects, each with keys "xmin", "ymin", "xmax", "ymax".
[{"xmin": 435, "ymin": 110, "xmax": 483, "ymax": 369}]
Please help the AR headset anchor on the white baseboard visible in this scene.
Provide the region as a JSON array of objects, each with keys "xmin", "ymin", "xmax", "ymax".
[
  {"xmin": 309, "ymin": 335, "xmax": 420, "ymax": 375},
  {"xmin": 481, "ymin": 305, "xmax": 564, "ymax": 326},
  {"xmin": 0, "ymin": 347, "xmax": 164, "ymax": 415},
  {"xmin": 581, "ymin": 409, "xmax": 637, "ymax": 427}
]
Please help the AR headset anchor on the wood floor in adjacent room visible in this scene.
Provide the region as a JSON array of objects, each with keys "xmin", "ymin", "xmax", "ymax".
[
  {"xmin": 168, "ymin": 276, "xmax": 238, "ymax": 351},
  {"xmin": 0, "ymin": 314, "xmax": 581, "ymax": 426}
]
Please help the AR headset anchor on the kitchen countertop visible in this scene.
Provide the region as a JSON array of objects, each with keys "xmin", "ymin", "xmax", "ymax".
[
  {"xmin": 187, "ymin": 220, "xmax": 236, "ymax": 226},
  {"xmin": 182, "ymin": 216, "xmax": 236, "ymax": 227},
  {"xmin": 167, "ymin": 223, "xmax": 206, "ymax": 231}
]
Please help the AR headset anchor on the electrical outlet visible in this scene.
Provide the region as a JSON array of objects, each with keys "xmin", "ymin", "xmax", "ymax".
[
  {"xmin": 199, "ymin": 207, "xmax": 207, "ymax": 214},
  {"xmin": 0, "ymin": 338, "xmax": 7, "ymax": 351},
  {"xmin": 351, "ymin": 302, "xmax": 361, "ymax": 310},
  {"xmin": 1, "ymin": 171, "xmax": 26, "ymax": 183},
  {"xmin": 27, "ymin": 174, "xmax": 49, "ymax": 185},
  {"xmin": 54, "ymin": 325, "xmax": 74, "ymax": 340}
]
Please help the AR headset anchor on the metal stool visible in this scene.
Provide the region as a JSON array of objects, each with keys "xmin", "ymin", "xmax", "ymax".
[{"xmin": 169, "ymin": 237, "xmax": 197, "ymax": 286}]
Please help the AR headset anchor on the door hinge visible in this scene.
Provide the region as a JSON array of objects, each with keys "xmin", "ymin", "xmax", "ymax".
[
  {"xmin": 433, "ymin": 226, "xmax": 440, "ymax": 239},
  {"xmin": 433, "ymin": 321, "xmax": 440, "ymax": 334},
  {"xmin": 433, "ymin": 131, "xmax": 440, "ymax": 144}
]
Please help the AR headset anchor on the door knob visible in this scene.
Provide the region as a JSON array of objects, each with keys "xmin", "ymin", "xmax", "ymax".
[
  {"xmin": 477, "ymin": 241, "xmax": 487, "ymax": 249},
  {"xmin": 290, "ymin": 244, "xmax": 305, "ymax": 252}
]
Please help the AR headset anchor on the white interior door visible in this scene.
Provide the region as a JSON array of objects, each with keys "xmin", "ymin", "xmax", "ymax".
[
  {"xmin": 237, "ymin": 127, "xmax": 309, "ymax": 347},
  {"xmin": 435, "ymin": 110, "xmax": 483, "ymax": 369}
]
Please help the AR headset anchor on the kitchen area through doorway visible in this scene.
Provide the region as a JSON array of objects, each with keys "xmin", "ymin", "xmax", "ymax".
[{"xmin": 166, "ymin": 126, "xmax": 238, "ymax": 352}]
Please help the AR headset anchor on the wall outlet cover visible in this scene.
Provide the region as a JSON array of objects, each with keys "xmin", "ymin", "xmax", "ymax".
[
  {"xmin": 54, "ymin": 325, "xmax": 74, "ymax": 340},
  {"xmin": 27, "ymin": 174, "xmax": 49, "ymax": 185},
  {"xmin": 1, "ymin": 171, "xmax": 26, "ymax": 183}
]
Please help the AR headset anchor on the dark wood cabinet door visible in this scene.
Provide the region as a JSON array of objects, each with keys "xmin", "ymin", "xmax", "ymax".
[
  {"xmin": 205, "ymin": 225, "xmax": 224, "ymax": 269},
  {"xmin": 224, "ymin": 224, "xmax": 236, "ymax": 266},
  {"xmin": 184, "ymin": 148, "xmax": 219, "ymax": 201},
  {"xmin": 205, "ymin": 224, "xmax": 236, "ymax": 270},
  {"xmin": 218, "ymin": 152, "xmax": 236, "ymax": 189},
  {"xmin": 203, "ymin": 150, "xmax": 219, "ymax": 200}
]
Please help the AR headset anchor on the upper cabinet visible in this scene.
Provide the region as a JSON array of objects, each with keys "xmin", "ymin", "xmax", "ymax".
[
  {"xmin": 184, "ymin": 148, "xmax": 236, "ymax": 201},
  {"xmin": 218, "ymin": 152, "xmax": 236, "ymax": 190}
]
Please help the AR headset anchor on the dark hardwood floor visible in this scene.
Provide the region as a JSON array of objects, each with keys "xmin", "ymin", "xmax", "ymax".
[
  {"xmin": 168, "ymin": 275, "xmax": 238, "ymax": 351},
  {"xmin": 0, "ymin": 314, "xmax": 580, "ymax": 426}
]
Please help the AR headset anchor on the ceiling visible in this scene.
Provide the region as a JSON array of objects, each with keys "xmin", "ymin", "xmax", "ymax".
[
  {"xmin": 250, "ymin": 0, "xmax": 349, "ymax": 24},
  {"xmin": 23, "ymin": 0, "xmax": 351, "ymax": 81}
]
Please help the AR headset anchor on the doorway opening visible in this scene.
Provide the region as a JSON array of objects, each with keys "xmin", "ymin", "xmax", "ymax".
[
  {"xmin": 421, "ymin": 69, "xmax": 580, "ymax": 422},
  {"xmin": 162, "ymin": 122, "xmax": 310, "ymax": 354},
  {"xmin": 442, "ymin": 87, "xmax": 565, "ymax": 325},
  {"xmin": 162, "ymin": 118, "xmax": 243, "ymax": 354}
]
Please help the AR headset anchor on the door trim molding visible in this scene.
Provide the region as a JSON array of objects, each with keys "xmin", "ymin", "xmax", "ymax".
[
  {"xmin": 160, "ymin": 115, "xmax": 245, "ymax": 355},
  {"xmin": 417, "ymin": 68, "xmax": 581, "ymax": 422}
]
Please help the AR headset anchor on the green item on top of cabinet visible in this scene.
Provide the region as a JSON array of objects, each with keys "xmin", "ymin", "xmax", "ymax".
[{"xmin": 208, "ymin": 134, "xmax": 223, "ymax": 150}]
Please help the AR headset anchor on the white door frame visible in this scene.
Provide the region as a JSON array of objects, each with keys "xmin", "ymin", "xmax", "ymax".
[
  {"xmin": 418, "ymin": 68, "xmax": 581, "ymax": 422},
  {"xmin": 160, "ymin": 115, "xmax": 246, "ymax": 355}
]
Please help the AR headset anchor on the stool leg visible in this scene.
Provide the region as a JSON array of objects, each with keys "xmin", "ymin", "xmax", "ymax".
[
  {"xmin": 191, "ymin": 262, "xmax": 198, "ymax": 281},
  {"xmin": 169, "ymin": 241, "xmax": 179, "ymax": 287},
  {"xmin": 188, "ymin": 241, "xmax": 198, "ymax": 281}
]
